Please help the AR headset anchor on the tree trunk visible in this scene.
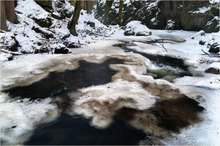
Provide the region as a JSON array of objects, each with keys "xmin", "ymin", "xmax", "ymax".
[
  {"xmin": 84, "ymin": 0, "xmax": 95, "ymax": 14},
  {"xmin": 0, "ymin": 1, "xmax": 8, "ymax": 31},
  {"xmin": 118, "ymin": 0, "xmax": 123, "ymax": 26},
  {"xmin": 69, "ymin": 0, "xmax": 76, "ymax": 6},
  {"xmin": 103, "ymin": 0, "xmax": 113, "ymax": 25},
  {"xmin": 68, "ymin": 0, "xmax": 82, "ymax": 36},
  {"xmin": 4, "ymin": 0, "xmax": 19, "ymax": 24}
]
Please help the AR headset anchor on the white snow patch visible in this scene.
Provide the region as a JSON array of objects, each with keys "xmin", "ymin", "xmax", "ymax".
[
  {"xmin": 125, "ymin": 21, "xmax": 151, "ymax": 36},
  {"xmin": 174, "ymin": 75, "xmax": 220, "ymax": 90},
  {"xmin": 192, "ymin": 7, "xmax": 210, "ymax": 14},
  {"xmin": 210, "ymin": 0, "xmax": 220, "ymax": 4},
  {"xmin": 73, "ymin": 80, "xmax": 157, "ymax": 128},
  {"xmin": 0, "ymin": 53, "xmax": 12, "ymax": 62},
  {"xmin": 0, "ymin": 94, "xmax": 59, "ymax": 144},
  {"xmin": 208, "ymin": 62, "xmax": 220, "ymax": 70},
  {"xmin": 166, "ymin": 19, "xmax": 175, "ymax": 29}
]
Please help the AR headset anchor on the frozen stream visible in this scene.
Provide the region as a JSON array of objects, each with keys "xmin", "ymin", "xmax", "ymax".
[{"xmin": 0, "ymin": 36, "xmax": 220, "ymax": 145}]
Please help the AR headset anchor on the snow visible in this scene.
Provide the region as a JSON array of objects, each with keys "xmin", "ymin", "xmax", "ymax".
[
  {"xmin": 1, "ymin": 32, "xmax": 220, "ymax": 144},
  {"xmin": 174, "ymin": 76, "xmax": 220, "ymax": 90},
  {"xmin": 73, "ymin": 80, "xmax": 157, "ymax": 128},
  {"xmin": 125, "ymin": 21, "xmax": 151, "ymax": 36},
  {"xmin": 0, "ymin": 0, "xmax": 125, "ymax": 53},
  {"xmin": 0, "ymin": 0, "xmax": 220, "ymax": 145},
  {"xmin": 0, "ymin": 94, "xmax": 58, "ymax": 144},
  {"xmin": 163, "ymin": 85, "xmax": 220, "ymax": 146},
  {"xmin": 210, "ymin": 0, "xmax": 220, "ymax": 4},
  {"xmin": 208, "ymin": 62, "xmax": 220, "ymax": 69},
  {"xmin": 0, "ymin": 53, "xmax": 12, "ymax": 61},
  {"xmin": 192, "ymin": 7, "xmax": 210, "ymax": 14},
  {"xmin": 166, "ymin": 19, "xmax": 175, "ymax": 29}
]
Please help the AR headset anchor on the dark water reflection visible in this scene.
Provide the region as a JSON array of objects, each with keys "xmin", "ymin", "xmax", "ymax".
[
  {"xmin": 25, "ymin": 113, "xmax": 146, "ymax": 145},
  {"xmin": 114, "ymin": 43, "xmax": 191, "ymax": 71},
  {"xmin": 5, "ymin": 58, "xmax": 147, "ymax": 145},
  {"xmin": 3, "ymin": 56, "xmax": 203, "ymax": 145},
  {"xmin": 4, "ymin": 58, "xmax": 123, "ymax": 99}
]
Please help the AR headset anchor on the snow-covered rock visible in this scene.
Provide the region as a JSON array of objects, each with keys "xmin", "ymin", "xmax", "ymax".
[
  {"xmin": 205, "ymin": 62, "xmax": 220, "ymax": 74},
  {"xmin": 124, "ymin": 21, "xmax": 151, "ymax": 36}
]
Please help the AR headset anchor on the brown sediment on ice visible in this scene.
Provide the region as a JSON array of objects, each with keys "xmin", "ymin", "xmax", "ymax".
[
  {"xmin": 71, "ymin": 57, "xmax": 204, "ymax": 138},
  {"xmin": 2, "ymin": 52, "xmax": 204, "ymax": 139}
]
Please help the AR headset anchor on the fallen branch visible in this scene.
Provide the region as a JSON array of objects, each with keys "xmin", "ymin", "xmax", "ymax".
[
  {"xmin": 0, "ymin": 49, "xmax": 22, "ymax": 55},
  {"xmin": 201, "ymin": 49, "xmax": 211, "ymax": 57},
  {"xmin": 158, "ymin": 42, "xmax": 168, "ymax": 52}
]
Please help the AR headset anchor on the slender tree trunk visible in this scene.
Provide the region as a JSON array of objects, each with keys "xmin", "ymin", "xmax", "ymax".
[
  {"xmin": 0, "ymin": 1, "xmax": 8, "ymax": 31},
  {"xmin": 68, "ymin": 0, "xmax": 82, "ymax": 36},
  {"xmin": 103, "ymin": 0, "xmax": 113, "ymax": 25},
  {"xmin": 4, "ymin": 0, "xmax": 19, "ymax": 24},
  {"xmin": 69, "ymin": 0, "xmax": 76, "ymax": 6},
  {"xmin": 84, "ymin": 0, "xmax": 95, "ymax": 14},
  {"xmin": 118, "ymin": 0, "xmax": 123, "ymax": 26}
]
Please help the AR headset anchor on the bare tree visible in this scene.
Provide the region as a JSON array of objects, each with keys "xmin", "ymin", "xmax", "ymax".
[
  {"xmin": 4, "ymin": 0, "xmax": 19, "ymax": 24},
  {"xmin": 0, "ymin": 1, "xmax": 8, "ymax": 31},
  {"xmin": 83, "ymin": 0, "xmax": 95, "ymax": 14},
  {"xmin": 118, "ymin": 0, "xmax": 123, "ymax": 26},
  {"xmin": 0, "ymin": 0, "xmax": 19, "ymax": 31},
  {"xmin": 103, "ymin": 0, "xmax": 114, "ymax": 25},
  {"xmin": 68, "ymin": 0, "xmax": 82, "ymax": 36}
]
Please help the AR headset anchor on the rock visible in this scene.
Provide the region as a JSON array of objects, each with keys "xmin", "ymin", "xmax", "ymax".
[
  {"xmin": 32, "ymin": 26, "xmax": 54, "ymax": 39},
  {"xmin": 54, "ymin": 46, "xmax": 70, "ymax": 54},
  {"xmin": 50, "ymin": 44, "xmax": 71, "ymax": 54},
  {"xmin": 162, "ymin": 75, "xmax": 178, "ymax": 82},
  {"xmin": 86, "ymin": 21, "xmax": 95, "ymax": 28},
  {"xmin": 0, "ymin": 52, "xmax": 13, "ymax": 61},
  {"xmin": 204, "ymin": 16, "xmax": 220, "ymax": 33},
  {"xmin": 124, "ymin": 30, "xmax": 135, "ymax": 36},
  {"xmin": 199, "ymin": 30, "xmax": 206, "ymax": 36},
  {"xmin": 124, "ymin": 21, "xmax": 151, "ymax": 36},
  {"xmin": 51, "ymin": 12, "xmax": 64, "ymax": 20},
  {"xmin": 0, "ymin": 32, "xmax": 19, "ymax": 52},
  {"xmin": 63, "ymin": 9, "xmax": 73, "ymax": 18},
  {"xmin": 208, "ymin": 42, "xmax": 220, "ymax": 53},
  {"xmin": 210, "ymin": 6, "xmax": 220, "ymax": 16},
  {"xmin": 52, "ymin": 0, "xmax": 74, "ymax": 19},
  {"xmin": 33, "ymin": 16, "xmax": 52, "ymax": 28},
  {"xmin": 96, "ymin": 1, "xmax": 219, "ymax": 32},
  {"xmin": 35, "ymin": 0, "xmax": 52, "ymax": 11},
  {"xmin": 166, "ymin": 19, "xmax": 175, "ymax": 29},
  {"xmin": 34, "ymin": 47, "xmax": 50, "ymax": 53},
  {"xmin": 63, "ymin": 42, "xmax": 80, "ymax": 48},
  {"xmin": 205, "ymin": 67, "xmax": 220, "ymax": 74},
  {"xmin": 199, "ymin": 40, "xmax": 206, "ymax": 45}
]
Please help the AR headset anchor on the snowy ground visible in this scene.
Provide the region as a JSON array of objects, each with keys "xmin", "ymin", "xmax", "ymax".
[{"xmin": 0, "ymin": 0, "xmax": 220, "ymax": 145}]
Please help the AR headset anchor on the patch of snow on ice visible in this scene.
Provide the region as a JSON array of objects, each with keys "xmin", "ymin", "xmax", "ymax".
[
  {"xmin": 175, "ymin": 76, "xmax": 220, "ymax": 90},
  {"xmin": 73, "ymin": 80, "xmax": 157, "ymax": 128},
  {"xmin": 164, "ymin": 84, "xmax": 220, "ymax": 146},
  {"xmin": 208, "ymin": 62, "xmax": 220, "ymax": 70},
  {"xmin": 0, "ymin": 94, "xmax": 58, "ymax": 144}
]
